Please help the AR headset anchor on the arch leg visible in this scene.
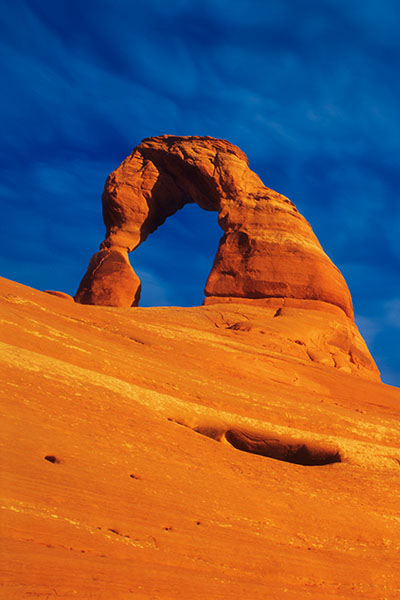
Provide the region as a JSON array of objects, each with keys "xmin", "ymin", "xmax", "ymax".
[{"xmin": 75, "ymin": 249, "xmax": 141, "ymax": 307}]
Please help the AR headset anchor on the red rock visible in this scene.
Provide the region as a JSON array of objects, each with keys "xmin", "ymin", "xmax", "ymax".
[
  {"xmin": 76, "ymin": 135, "xmax": 353, "ymax": 318},
  {"xmin": 74, "ymin": 136, "xmax": 377, "ymax": 378},
  {"xmin": 75, "ymin": 248, "xmax": 141, "ymax": 307}
]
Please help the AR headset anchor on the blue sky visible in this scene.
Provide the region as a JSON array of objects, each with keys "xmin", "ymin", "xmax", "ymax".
[{"xmin": 0, "ymin": 0, "xmax": 399, "ymax": 385}]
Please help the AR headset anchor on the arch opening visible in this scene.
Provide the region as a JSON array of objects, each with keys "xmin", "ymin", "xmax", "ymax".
[{"xmin": 132, "ymin": 202, "xmax": 222, "ymax": 307}]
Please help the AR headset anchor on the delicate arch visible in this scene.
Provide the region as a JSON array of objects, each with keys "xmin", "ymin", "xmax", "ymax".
[{"xmin": 75, "ymin": 135, "xmax": 353, "ymax": 319}]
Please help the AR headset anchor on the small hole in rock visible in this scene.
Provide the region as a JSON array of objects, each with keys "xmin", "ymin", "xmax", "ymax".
[{"xmin": 44, "ymin": 455, "xmax": 62, "ymax": 464}]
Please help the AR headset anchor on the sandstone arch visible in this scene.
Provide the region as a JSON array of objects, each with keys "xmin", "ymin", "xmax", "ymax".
[{"xmin": 75, "ymin": 135, "xmax": 353, "ymax": 319}]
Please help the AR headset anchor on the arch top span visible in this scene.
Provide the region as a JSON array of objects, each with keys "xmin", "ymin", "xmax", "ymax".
[
  {"xmin": 101, "ymin": 135, "xmax": 251, "ymax": 251},
  {"xmin": 75, "ymin": 135, "xmax": 354, "ymax": 319}
]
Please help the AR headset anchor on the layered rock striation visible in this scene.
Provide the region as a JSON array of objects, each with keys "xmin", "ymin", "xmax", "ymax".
[{"xmin": 75, "ymin": 135, "xmax": 353, "ymax": 318}]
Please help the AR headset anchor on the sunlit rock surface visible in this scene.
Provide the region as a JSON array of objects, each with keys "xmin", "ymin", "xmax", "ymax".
[{"xmin": 1, "ymin": 276, "xmax": 399, "ymax": 599}]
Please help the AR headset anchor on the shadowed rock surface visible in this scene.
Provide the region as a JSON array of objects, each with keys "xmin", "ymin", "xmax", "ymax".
[{"xmin": 75, "ymin": 135, "xmax": 353, "ymax": 318}]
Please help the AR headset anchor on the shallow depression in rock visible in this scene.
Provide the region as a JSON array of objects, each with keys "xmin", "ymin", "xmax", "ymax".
[{"xmin": 224, "ymin": 429, "xmax": 342, "ymax": 466}]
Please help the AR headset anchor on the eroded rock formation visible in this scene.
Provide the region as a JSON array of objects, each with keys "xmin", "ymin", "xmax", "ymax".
[
  {"xmin": 75, "ymin": 135, "xmax": 353, "ymax": 318},
  {"xmin": 75, "ymin": 136, "xmax": 379, "ymax": 377}
]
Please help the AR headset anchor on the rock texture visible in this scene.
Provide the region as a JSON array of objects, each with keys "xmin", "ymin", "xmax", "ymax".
[
  {"xmin": 1, "ymin": 276, "xmax": 399, "ymax": 599},
  {"xmin": 75, "ymin": 135, "xmax": 353, "ymax": 319}
]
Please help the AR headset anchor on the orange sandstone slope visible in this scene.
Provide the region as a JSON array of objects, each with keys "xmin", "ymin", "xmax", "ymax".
[{"xmin": 1, "ymin": 276, "xmax": 400, "ymax": 600}]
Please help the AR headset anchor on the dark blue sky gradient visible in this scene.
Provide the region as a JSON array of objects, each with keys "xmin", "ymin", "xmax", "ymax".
[{"xmin": 0, "ymin": 0, "xmax": 399, "ymax": 385}]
